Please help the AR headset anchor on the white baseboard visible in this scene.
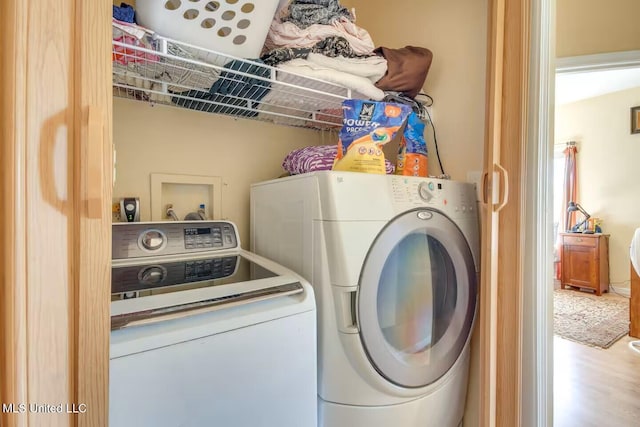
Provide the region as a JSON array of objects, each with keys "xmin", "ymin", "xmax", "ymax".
[{"xmin": 609, "ymin": 284, "xmax": 631, "ymax": 298}]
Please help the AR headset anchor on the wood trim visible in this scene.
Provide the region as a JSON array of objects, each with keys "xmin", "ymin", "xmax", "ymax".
[
  {"xmin": 74, "ymin": 0, "xmax": 112, "ymax": 425},
  {"xmin": 496, "ymin": 0, "xmax": 529, "ymax": 424},
  {"xmin": 481, "ymin": 0, "xmax": 530, "ymax": 425},
  {"xmin": 1, "ymin": 0, "xmax": 29, "ymax": 425},
  {"xmin": 479, "ymin": 0, "xmax": 505, "ymax": 424}
]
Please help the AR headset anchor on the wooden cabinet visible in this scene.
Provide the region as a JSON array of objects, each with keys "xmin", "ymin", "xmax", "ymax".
[{"xmin": 560, "ymin": 233, "xmax": 610, "ymax": 296}]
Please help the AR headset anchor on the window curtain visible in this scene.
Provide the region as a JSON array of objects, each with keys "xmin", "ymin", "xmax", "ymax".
[
  {"xmin": 562, "ymin": 144, "xmax": 578, "ymax": 232},
  {"xmin": 555, "ymin": 144, "xmax": 578, "ymax": 279}
]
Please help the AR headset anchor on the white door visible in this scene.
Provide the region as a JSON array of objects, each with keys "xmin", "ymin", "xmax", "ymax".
[{"xmin": 357, "ymin": 209, "xmax": 477, "ymax": 388}]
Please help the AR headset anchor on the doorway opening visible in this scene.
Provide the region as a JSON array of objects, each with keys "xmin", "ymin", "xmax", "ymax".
[{"xmin": 550, "ymin": 56, "xmax": 640, "ymax": 427}]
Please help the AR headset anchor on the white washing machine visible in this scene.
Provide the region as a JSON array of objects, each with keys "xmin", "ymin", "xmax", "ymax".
[
  {"xmin": 250, "ymin": 171, "xmax": 479, "ymax": 427},
  {"xmin": 110, "ymin": 220, "xmax": 317, "ymax": 427}
]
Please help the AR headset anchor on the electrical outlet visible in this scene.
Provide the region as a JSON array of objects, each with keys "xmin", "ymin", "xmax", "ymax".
[{"xmin": 112, "ymin": 202, "xmax": 122, "ymax": 223}]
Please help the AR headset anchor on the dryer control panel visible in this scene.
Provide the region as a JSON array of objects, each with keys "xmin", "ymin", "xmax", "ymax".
[
  {"xmin": 390, "ymin": 176, "xmax": 478, "ymax": 218},
  {"xmin": 112, "ymin": 221, "xmax": 238, "ymax": 260}
]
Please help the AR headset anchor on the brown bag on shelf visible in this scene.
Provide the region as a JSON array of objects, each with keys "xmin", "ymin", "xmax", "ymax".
[{"xmin": 374, "ymin": 46, "xmax": 433, "ymax": 99}]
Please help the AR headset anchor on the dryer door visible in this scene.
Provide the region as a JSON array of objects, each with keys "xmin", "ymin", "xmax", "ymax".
[{"xmin": 357, "ymin": 208, "xmax": 477, "ymax": 388}]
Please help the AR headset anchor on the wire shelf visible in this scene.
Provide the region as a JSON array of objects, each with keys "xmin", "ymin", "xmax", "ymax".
[{"xmin": 112, "ymin": 23, "xmax": 369, "ymax": 130}]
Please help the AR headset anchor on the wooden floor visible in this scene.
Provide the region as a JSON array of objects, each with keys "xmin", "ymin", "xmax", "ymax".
[{"xmin": 554, "ymin": 292, "xmax": 640, "ymax": 427}]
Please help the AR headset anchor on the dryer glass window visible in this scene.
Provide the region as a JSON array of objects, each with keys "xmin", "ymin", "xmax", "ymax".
[
  {"xmin": 357, "ymin": 208, "xmax": 477, "ymax": 388},
  {"xmin": 377, "ymin": 233, "xmax": 456, "ymax": 357}
]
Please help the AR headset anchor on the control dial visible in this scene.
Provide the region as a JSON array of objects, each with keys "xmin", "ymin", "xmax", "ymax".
[
  {"xmin": 140, "ymin": 229, "xmax": 166, "ymax": 251},
  {"xmin": 418, "ymin": 182, "xmax": 434, "ymax": 202},
  {"xmin": 138, "ymin": 265, "xmax": 167, "ymax": 286}
]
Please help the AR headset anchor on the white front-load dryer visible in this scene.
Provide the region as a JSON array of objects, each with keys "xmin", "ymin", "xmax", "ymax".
[{"xmin": 251, "ymin": 171, "xmax": 479, "ymax": 427}]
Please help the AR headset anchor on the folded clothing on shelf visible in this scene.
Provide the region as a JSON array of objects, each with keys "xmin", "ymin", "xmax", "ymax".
[
  {"xmin": 262, "ymin": 35, "xmax": 373, "ymax": 66},
  {"xmin": 112, "ymin": 17, "xmax": 223, "ymax": 96},
  {"xmin": 278, "ymin": 57, "xmax": 384, "ymax": 100},
  {"xmin": 264, "ymin": 17, "xmax": 375, "ymax": 56},
  {"xmin": 374, "ymin": 46, "xmax": 433, "ymax": 99},
  {"xmin": 113, "ymin": 3, "xmax": 136, "ymax": 24}
]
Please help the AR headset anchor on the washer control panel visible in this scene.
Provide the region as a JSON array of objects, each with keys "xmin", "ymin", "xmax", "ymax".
[
  {"xmin": 112, "ymin": 255, "xmax": 239, "ymax": 294},
  {"xmin": 112, "ymin": 221, "xmax": 238, "ymax": 260}
]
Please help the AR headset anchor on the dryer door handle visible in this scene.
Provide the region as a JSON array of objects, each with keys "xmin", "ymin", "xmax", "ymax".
[{"xmin": 334, "ymin": 286, "xmax": 359, "ymax": 334}]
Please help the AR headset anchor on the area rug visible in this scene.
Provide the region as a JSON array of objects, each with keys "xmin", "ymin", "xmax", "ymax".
[{"xmin": 553, "ymin": 289, "xmax": 629, "ymax": 349}]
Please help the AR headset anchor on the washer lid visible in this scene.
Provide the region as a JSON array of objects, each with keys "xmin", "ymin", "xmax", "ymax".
[{"xmin": 357, "ymin": 209, "xmax": 478, "ymax": 388}]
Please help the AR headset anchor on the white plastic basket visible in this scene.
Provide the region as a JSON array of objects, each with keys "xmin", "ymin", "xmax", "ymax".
[{"xmin": 135, "ymin": 0, "xmax": 280, "ymax": 58}]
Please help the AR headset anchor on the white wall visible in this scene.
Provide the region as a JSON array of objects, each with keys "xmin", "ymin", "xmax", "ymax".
[{"xmin": 555, "ymin": 87, "xmax": 640, "ymax": 290}]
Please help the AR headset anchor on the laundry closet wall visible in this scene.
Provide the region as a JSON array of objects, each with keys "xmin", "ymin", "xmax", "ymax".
[
  {"xmin": 113, "ymin": 98, "xmax": 325, "ymax": 246},
  {"xmin": 113, "ymin": 1, "xmax": 488, "ymax": 423},
  {"xmin": 113, "ymin": 0, "xmax": 487, "ymax": 245},
  {"xmin": 112, "ymin": 0, "xmax": 326, "ymax": 246},
  {"xmin": 343, "ymin": 0, "xmax": 488, "ymax": 183}
]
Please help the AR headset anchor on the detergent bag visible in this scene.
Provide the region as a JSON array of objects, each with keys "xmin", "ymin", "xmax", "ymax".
[
  {"xmin": 395, "ymin": 112, "xmax": 428, "ymax": 177},
  {"xmin": 333, "ymin": 100, "xmax": 412, "ymax": 174}
]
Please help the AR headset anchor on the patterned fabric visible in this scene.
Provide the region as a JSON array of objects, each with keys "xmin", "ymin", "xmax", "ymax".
[
  {"xmin": 283, "ymin": 0, "xmax": 354, "ymax": 29},
  {"xmin": 313, "ymin": 36, "xmax": 362, "ymax": 58},
  {"xmin": 283, "ymin": 145, "xmax": 395, "ymax": 175},
  {"xmin": 262, "ymin": 36, "xmax": 366, "ymax": 66},
  {"xmin": 262, "ymin": 47, "xmax": 310, "ymax": 67}
]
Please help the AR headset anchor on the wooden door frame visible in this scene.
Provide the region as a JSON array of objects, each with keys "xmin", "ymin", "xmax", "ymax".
[
  {"xmin": 480, "ymin": 0, "xmax": 555, "ymax": 425},
  {"xmin": 1, "ymin": 0, "xmax": 29, "ymax": 421},
  {"xmin": 1, "ymin": 1, "xmax": 111, "ymax": 426}
]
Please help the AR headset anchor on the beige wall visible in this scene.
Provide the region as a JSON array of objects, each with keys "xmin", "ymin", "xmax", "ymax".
[
  {"xmin": 116, "ymin": 0, "xmax": 487, "ymax": 183},
  {"xmin": 555, "ymin": 88, "xmax": 640, "ymax": 290},
  {"xmin": 343, "ymin": 0, "xmax": 487, "ymax": 183},
  {"xmin": 114, "ymin": 0, "xmax": 489, "ymax": 235},
  {"xmin": 557, "ymin": 0, "xmax": 640, "ymax": 57},
  {"xmin": 113, "ymin": 98, "xmax": 323, "ymax": 245}
]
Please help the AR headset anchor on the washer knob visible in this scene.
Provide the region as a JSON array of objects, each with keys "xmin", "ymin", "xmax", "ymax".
[
  {"xmin": 141, "ymin": 230, "xmax": 165, "ymax": 251},
  {"xmin": 138, "ymin": 265, "xmax": 166, "ymax": 285},
  {"xmin": 418, "ymin": 182, "xmax": 433, "ymax": 202}
]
